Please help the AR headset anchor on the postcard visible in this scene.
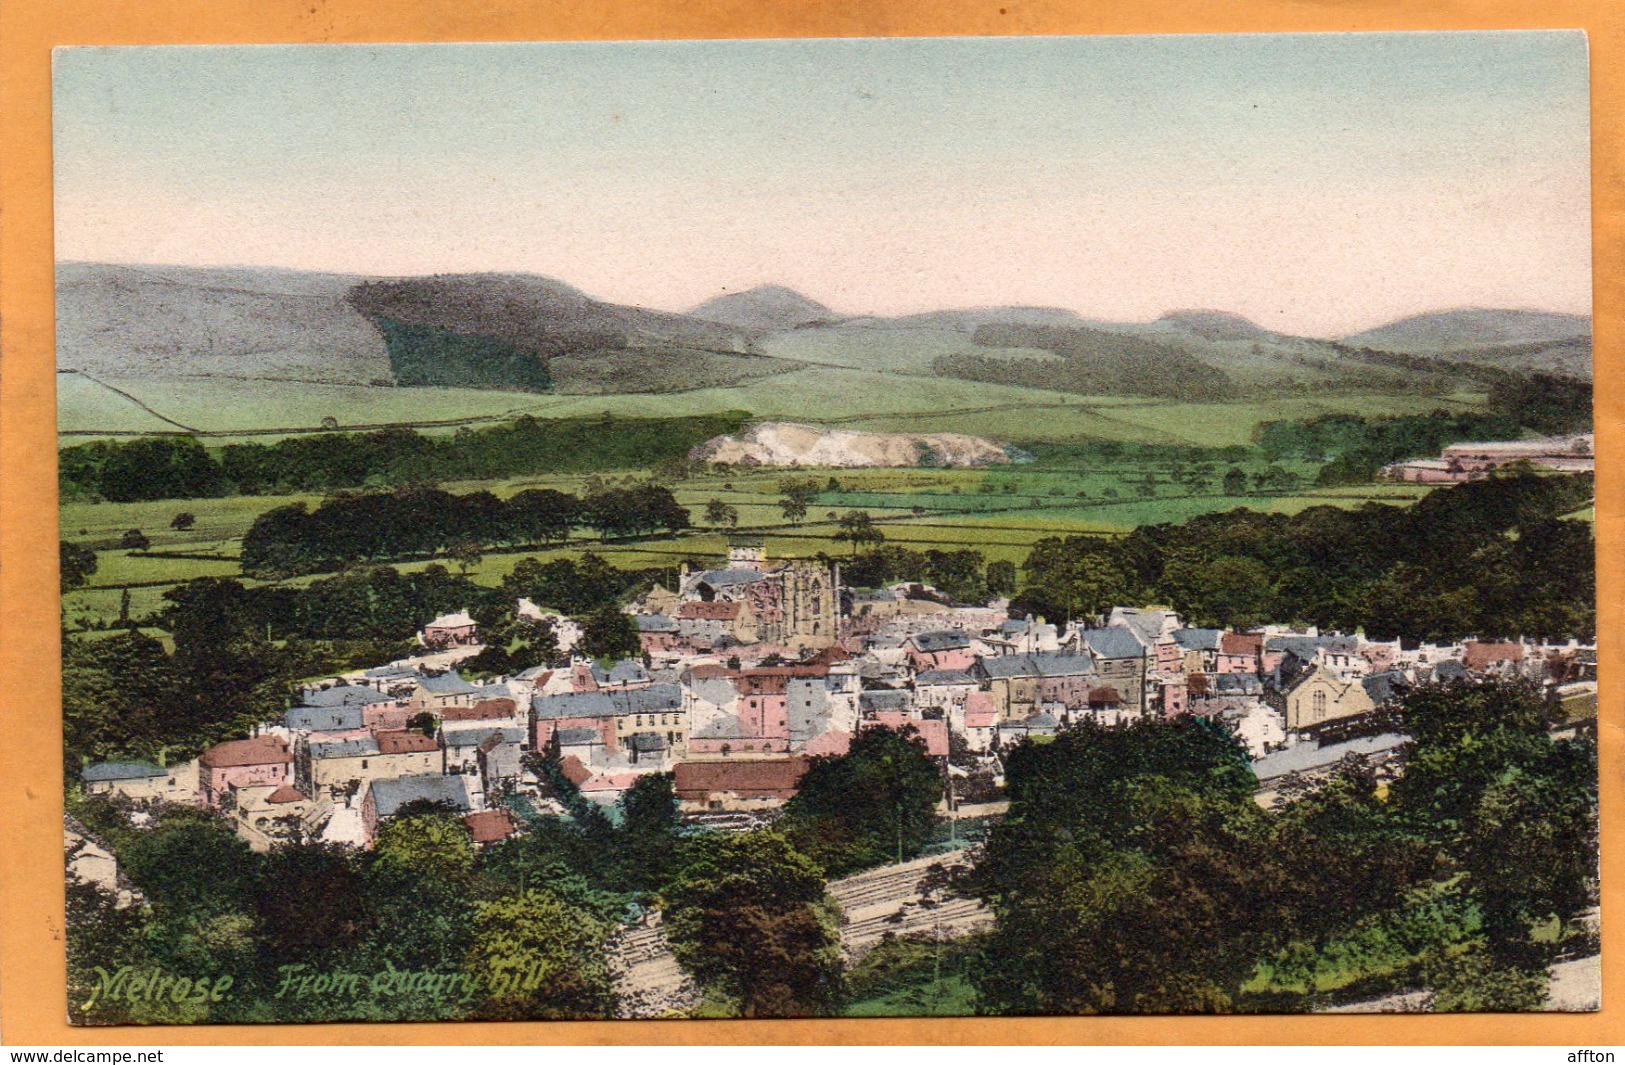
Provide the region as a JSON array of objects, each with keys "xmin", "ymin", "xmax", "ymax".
[{"xmin": 52, "ymin": 32, "xmax": 1597, "ymax": 1025}]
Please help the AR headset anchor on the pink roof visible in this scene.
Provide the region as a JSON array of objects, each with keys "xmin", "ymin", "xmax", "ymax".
[
  {"xmin": 865, "ymin": 713, "xmax": 949, "ymax": 758},
  {"xmin": 580, "ymin": 772, "xmax": 641, "ymax": 793},
  {"xmin": 803, "ymin": 729, "xmax": 853, "ymax": 756},
  {"xmin": 266, "ymin": 785, "xmax": 306, "ymax": 804},
  {"xmin": 200, "ymin": 735, "xmax": 290, "ymax": 769}
]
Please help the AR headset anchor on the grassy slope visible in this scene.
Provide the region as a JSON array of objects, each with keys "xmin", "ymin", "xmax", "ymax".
[{"xmin": 60, "ymin": 367, "xmax": 1489, "ymax": 448}]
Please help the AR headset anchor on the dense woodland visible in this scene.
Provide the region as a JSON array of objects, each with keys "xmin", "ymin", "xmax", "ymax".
[
  {"xmin": 239, "ymin": 484, "xmax": 689, "ymax": 577},
  {"xmin": 970, "ymin": 686, "xmax": 1595, "ymax": 1013},
  {"xmin": 1011, "ymin": 471, "xmax": 1594, "ymax": 642},
  {"xmin": 58, "ymin": 411, "xmax": 748, "ymax": 502}
]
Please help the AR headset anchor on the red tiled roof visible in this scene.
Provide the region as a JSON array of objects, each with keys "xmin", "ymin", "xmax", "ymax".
[
  {"xmin": 678, "ymin": 601, "xmax": 741, "ymax": 621},
  {"xmin": 442, "ymin": 698, "xmax": 517, "ymax": 722},
  {"xmin": 1220, "ymin": 632, "xmax": 1263, "ymax": 656},
  {"xmin": 560, "ymin": 755, "xmax": 593, "ymax": 787},
  {"xmin": 673, "ymin": 756, "xmax": 812, "ymax": 800},
  {"xmin": 266, "ymin": 785, "xmax": 306, "ymax": 804},
  {"xmin": 1464, "ymin": 641, "xmax": 1526, "ymax": 670},
  {"xmin": 463, "ymin": 809, "xmax": 517, "ymax": 844},
  {"xmin": 686, "ymin": 663, "xmax": 734, "ymax": 681},
  {"xmin": 1088, "ymin": 685, "xmax": 1123, "ymax": 705},
  {"xmin": 200, "ymin": 735, "xmax": 290, "ymax": 769},
  {"xmin": 375, "ymin": 729, "xmax": 440, "ymax": 754}
]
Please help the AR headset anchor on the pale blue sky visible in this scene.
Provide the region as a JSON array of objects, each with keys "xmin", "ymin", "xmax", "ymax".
[{"xmin": 53, "ymin": 33, "xmax": 1591, "ymax": 335}]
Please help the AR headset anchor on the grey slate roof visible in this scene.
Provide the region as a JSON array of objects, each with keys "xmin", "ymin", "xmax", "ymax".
[
  {"xmin": 1252, "ymin": 733, "xmax": 1408, "ymax": 782},
  {"xmin": 1111, "ymin": 608, "xmax": 1170, "ymax": 646},
  {"xmin": 82, "ymin": 760, "xmax": 165, "ymax": 783},
  {"xmin": 1081, "ymin": 627, "xmax": 1148, "ymax": 660},
  {"xmin": 532, "ymin": 691, "xmax": 618, "ymax": 720},
  {"xmin": 444, "ymin": 724, "xmax": 526, "ymax": 748},
  {"xmin": 555, "ymin": 727, "xmax": 604, "ymax": 746},
  {"xmin": 860, "ymin": 689, "xmax": 911, "ymax": 713},
  {"xmin": 364, "ymin": 665, "xmax": 420, "ymax": 680},
  {"xmin": 303, "ymin": 686, "xmax": 391, "ymax": 708},
  {"xmin": 370, "ymin": 774, "xmax": 472, "ymax": 819},
  {"xmin": 310, "ymin": 737, "xmax": 380, "ymax": 760},
  {"xmin": 914, "ymin": 669, "xmax": 976, "ymax": 686},
  {"xmin": 1211, "ymin": 673, "xmax": 1263, "ymax": 695},
  {"xmin": 1031, "ymin": 652, "xmax": 1096, "ymax": 676},
  {"xmin": 1266, "ymin": 636, "xmax": 1323, "ymax": 660},
  {"xmin": 910, "ymin": 630, "xmax": 971, "ymax": 652},
  {"xmin": 693, "ymin": 567, "xmax": 766, "ymax": 587},
  {"xmin": 628, "ymin": 732, "xmax": 668, "ymax": 752},
  {"xmin": 592, "ymin": 659, "xmax": 650, "ymax": 687},
  {"xmin": 978, "ymin": 653, "xmax": 1041, "ymax": 679},
  {"xmin": 286, "ymin": 705, "xmax": 366, "ymax": 732},
  {"xmin": 1431, "ymin": 660, "xmax": 1469, "ymax": 683},
  {"xmin": 616, "ymin": 683, "xmax": 683, "ymax": 714},
  {"xmin": 635, "ymin": 614, "xmax": 678, "ymax": 633},
  {"xmin": 1172, "ymin": 628, "xmax": 1224, "ymax": 652},
  {"xmin": 1361, "ymin": 671, "xmax": 1407, "ymax": 705},
  {"xmin": 419, "ymin": 672, "xmax": 479, "ymax": 697}
]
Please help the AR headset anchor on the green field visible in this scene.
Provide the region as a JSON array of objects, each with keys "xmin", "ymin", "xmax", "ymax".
[
  {"xmin": 61, "ymin": 455, "xmax": 1432, "ymax": 632},
  {"xmin": 58, "ymin": 365, "xmax": 1490, "ymax": 449}
]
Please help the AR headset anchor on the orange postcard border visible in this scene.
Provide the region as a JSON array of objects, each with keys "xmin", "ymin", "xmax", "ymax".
[{"xmin": 2, "ymin": 0, "xmax": 1622, "ymax": 1046}]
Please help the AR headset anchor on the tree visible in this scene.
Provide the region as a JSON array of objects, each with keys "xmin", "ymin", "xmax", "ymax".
[
  {"xmin": 254, "ymin": 841, "xmax": 375, "ymax": 962},
  {"xmin": 447, "ymin": 539, "xmax": 485, "ymax": 577},
  {"xmin": 579, "ymin": 607, "xmax": 639, "ymax": 663},
  {"xmin": 122, "ymin": 809, "xmax": 260, "ymax": 923},
  {"xmin": 1222, "ymin": 467, "xmax": 1248, "ymax": 495},
  {"xmin": 60, "ymin": 541, "xmax": 98, "ymax": 592},
  {"xmin": 171, "ymin": 512, "xmax": 197, "ymax": 531},
  {"xmin": 371, "ymin": 810, "xmax": 475, "ymax": 882},
  {"xmin": 618, "ymin": 772, "xmax": 680, "ymax": 890},
  {"xmin": 986, "ymin": 560, "xmax": 1018, "ymax": 598},
  {"xmin": 779, "ymin": 496, "xmax": 809, "ymax": 524},
  {"xmin": 506, "ymin": 488, "xmax": 581, "ymax": 546},
  {"xmin": 781, "ymin": 725, "xmax": 943, "ymax": 876},
  {"xmin": 664, "ymin": 831, "xmax": 844, "ymax": 1017},
  {"xmin": 121, "ymin": 528, "xmax": 151, "ymax": 551},
  {"xmin": 705, "ymin": 500, "xmax": 739, "ymax": 528},
  {"xmin": 463, "ymin": 888, "xmax": 617, "ymax": 1020},
  {"xmin": 967, "ymin": 718, "xmax": 1281, "ymax": 1014},
  {"xmin": 833, "ymin": 511, "xmax": 885, "ymax": 555}
]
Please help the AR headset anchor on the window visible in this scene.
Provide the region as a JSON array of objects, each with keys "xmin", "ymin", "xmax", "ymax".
[
  {"xmin": 361, "ymin": 759, "xmax": 369, "ymax": 769},
  {"xmin": 1311, "ymin": 691, "xmax": 1327, "ymax": 720}
]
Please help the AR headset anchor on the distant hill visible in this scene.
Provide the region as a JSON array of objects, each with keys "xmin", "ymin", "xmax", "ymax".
[
  {"xmin": 1340, "ymin": 308, "xmax": 1592, "ymax": 380},
  {"xmin": 346, "ymin": 273, "xmax": 784, "ymax": 392},
  {"xmin": 1342, "ymin": 308, "xmax": 1590, "ymax": 353},
  {"xmin": 55, "ymin": 262, "xmax": 1593, "ymax": 397},
  {"xmin": 56, "ymin": 262, "xmax": 393, "ymax": 384},
  {"xmin": 689, "ymin": 285, "xmax": 840, "ymax": 332},
  {"xmin": 1154, "ymin": 309, "xmax": 1281, "ymax": 343},
  {"xmin": 850, "ymin": 306, "xmax": 1087, "ymax": 332}
]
